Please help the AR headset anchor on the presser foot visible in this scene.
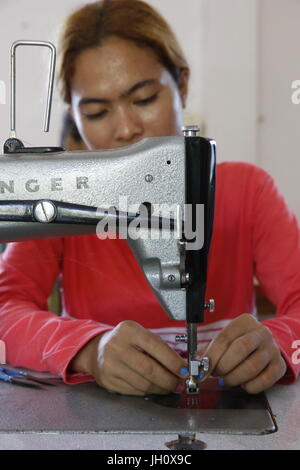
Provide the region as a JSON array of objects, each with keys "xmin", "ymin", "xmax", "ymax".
[
  {"xmin": 186, "ymin": 357, "xmax": 209, "ymax": 395},
  {"xmin": 186, "ymin": 376, "xmax": 199, "ymax": 394}
]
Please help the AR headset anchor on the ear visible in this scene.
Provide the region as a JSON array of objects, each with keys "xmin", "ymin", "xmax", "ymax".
[{"xmin": 178, "ymin": 68, "xmax": 190, "ymax": 109}]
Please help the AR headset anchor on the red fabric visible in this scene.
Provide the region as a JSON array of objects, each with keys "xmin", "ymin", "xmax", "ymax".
[{"xmin": 0, "ymin": 161, "xmax": 300, "ymax": 385}]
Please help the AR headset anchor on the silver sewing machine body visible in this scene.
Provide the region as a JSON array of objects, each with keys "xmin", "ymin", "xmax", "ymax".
[
  {"xmin": 0, "ymin": 135, "xmax": 215, "ymax": 323},
  {"xmin": 0, "ymin": 40, "xmax": 216, "ymax": 393}
]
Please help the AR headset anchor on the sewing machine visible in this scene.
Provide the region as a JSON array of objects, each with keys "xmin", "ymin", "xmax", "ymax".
[
  {"xmin": 0, "ymin": 41, "xmax": 280, "ymax": 450},
  {"xmin": 0, "ymin": 41, "xmax": 216, "ymax": 396}
]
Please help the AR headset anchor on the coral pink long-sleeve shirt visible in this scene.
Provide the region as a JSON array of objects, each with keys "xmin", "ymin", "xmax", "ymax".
[{"xmin": 0, "ymin": 161, "xmax": 300, "ymax": 385}]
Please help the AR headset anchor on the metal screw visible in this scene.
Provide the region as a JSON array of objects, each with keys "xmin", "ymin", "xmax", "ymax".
[
  {"xmin": 33, "ymin": 200, "xmax": 57, "ymax": 223},
  {"xmin": 204, "ymin": 299, "xmax": 215, "ymax": 312},
  {"xmin": 168, "ymin": 274, "xmax": 176, "ymax": 283},
  {"xmin": 200, "ymin": 356, "xmax": 210, "ymax": 372},
  {"xmin": 145, "ymin": 174, "xmax": 153, "ymax": 183},
  {"xmin": 182, "ymin": 125, "xmax": 200, "ymax": 137},
  {"xmin": 181, "ymin": 272, "xmax": 190, "ymax": 287}
]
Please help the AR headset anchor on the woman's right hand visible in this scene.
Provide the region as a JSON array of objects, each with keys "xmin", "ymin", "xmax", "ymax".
[{"xmin": 70, "ymin": 320, "xmax": 187, "ymax": 396}]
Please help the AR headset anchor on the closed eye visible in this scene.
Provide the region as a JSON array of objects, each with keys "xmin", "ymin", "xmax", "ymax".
[
  {"xmin": 83, "ymin": 93, "xmax": 159, "ymax": 120},
  {"xmin": 84, "ymin": 110, "xmax": 108, "ymax": 121},
  {"xmin": 135, "ymin": 93, "xmax": 159, "ymax": 105}
]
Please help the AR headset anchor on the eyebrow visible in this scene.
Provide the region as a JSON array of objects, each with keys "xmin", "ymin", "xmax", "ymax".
[{"xmin": 79, "ymin": 79, "xmax": 159, "ymax": 108}]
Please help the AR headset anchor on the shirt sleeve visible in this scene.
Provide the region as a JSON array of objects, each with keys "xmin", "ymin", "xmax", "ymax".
[
  {"xmin": 0, "ymin": 239, "xmax": 111, "ymax": 384},
  {"xmin": 252, "ymin": 167, "xmax": 300, "ymax": 384}
]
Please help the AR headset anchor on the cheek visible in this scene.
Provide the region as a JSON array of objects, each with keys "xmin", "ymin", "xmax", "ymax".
[
  {"xmin": 82, "ymin": 121, "xmax": 108, "ymax": 150},
  {"xmin": 75, "ymin": 114, "xmax": 113, "ymax": 150},
  {"xmin": 142, "ymin": 91, "xmax": 184, "ymax": 136}
]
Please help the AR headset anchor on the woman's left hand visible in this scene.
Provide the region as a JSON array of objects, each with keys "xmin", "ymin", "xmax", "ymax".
[{"xmin": 200, "ymin": 314, "xmax": 287, "ymax": 393}]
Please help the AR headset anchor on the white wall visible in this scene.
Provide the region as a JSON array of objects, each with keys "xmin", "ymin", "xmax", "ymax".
[
  {"xmin": 202, "ymin": 0, "xmax": 258, "ymax": 164},
  {"xmin": 257, "ymin": 0, "xmax": 300, "ymax": 218},
  {"xmin": 201, "ymin": 0, "xmax": 300, "ymax": 218}
]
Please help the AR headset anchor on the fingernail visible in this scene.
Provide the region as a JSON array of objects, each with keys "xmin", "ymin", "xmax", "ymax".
[
  {"xmin": 218, "ymin": 378, "xmax": 225, "ymax": 387},
  {"xmin": 180, "ymin": 367, "xmax": 188, "ymax": 376}
]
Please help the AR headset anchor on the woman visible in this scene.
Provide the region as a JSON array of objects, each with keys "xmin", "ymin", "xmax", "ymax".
[{"xmin": 0, "ymin": 0, "xmax": 298, "ymax": 396}]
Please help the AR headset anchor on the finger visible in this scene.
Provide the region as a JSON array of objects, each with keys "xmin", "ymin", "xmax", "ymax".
[
  {"xmin": 117, "ymin": 356, "xmax": 175, "ymax": 394},
  {"xmin": 241, "ymin": 357, "xmax": 287, "ymax": 394},
  {"xmin": 104, "ymin": 362, "xmax": 172, "ymax": 395},
  {"xmin": 121, "ymin": 346, "xmax": 182, "ymax": 393},
  {"xmin": 99, "ymin": 375, "xmax": 145, "ymax": 396},
  {"xmin": 123, "ymin": 321, "xmax": 187, "ymax": 378},
  {"xmin": 223, "ymin": 346, "xmax": 271, "ymax": 387},
  {"xmin": 201, "ymin": 314, "xmax": 259, "ymax": 379},
  {"xmin": 216, "ymin": 329, "xmax": 266, "ymax": 376},
  {"xmin": 96, "ymin": 363, "xmax": 162, "ymax": 396}
]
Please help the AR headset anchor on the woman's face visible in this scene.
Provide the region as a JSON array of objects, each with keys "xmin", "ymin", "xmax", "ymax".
[{"xmin": 70, "ymin": 37, "xmax": 188, "ymax": 150}]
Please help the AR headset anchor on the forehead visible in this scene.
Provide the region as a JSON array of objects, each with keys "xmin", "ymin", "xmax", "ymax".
[{"xmin": 71, "ymin": 37, "xmax": 165, "ymax": 97}]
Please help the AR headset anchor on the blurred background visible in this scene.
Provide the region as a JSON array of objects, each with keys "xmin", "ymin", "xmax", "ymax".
[{"xmin": 0, "ymin": 0, "xmax": 299, "ymax": 218}]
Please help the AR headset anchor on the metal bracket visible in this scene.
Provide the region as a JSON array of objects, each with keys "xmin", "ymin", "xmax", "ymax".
[
  {"xmin": 3, "ymin": 41, "xmax": 63, "ymax": 154},
  {"xmin": 10, "ymin": 40, "xmax": 56, "ymax": 138}
]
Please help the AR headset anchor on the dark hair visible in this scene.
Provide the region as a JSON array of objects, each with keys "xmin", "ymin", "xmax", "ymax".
[{"xmin": 58, "ymin": 0, "xmax": 189, "ymax": 103}]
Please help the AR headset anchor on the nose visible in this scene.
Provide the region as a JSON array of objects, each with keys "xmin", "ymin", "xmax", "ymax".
[{"xmin": 114, "ymin": 106, "xmax": 144, "ymax": 144}]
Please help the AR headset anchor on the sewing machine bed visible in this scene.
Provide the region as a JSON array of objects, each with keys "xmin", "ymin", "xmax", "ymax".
[{"xmin": 0, "ymin": 370, "xmax": 276, "ymax": 436}]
